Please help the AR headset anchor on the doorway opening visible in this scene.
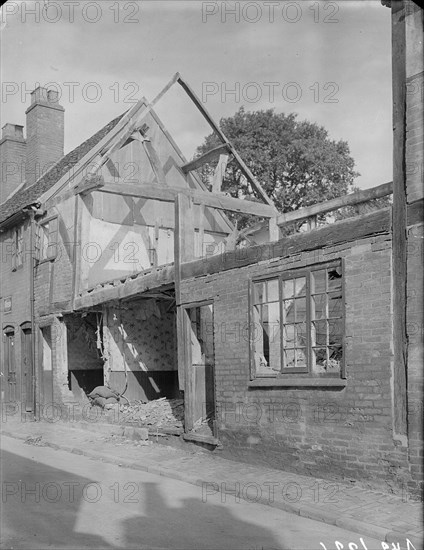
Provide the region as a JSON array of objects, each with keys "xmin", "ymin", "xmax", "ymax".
[
  {"xmin": 184, "ymin": 303, "xmax": 216, "ymax": 438},
  {"xmin": 21, "ymin": 322, "xmax": 33, "ymax": 412},
  {"xmin": 3, "ymin": 326, "xmax": 17, "ymax": 402}
]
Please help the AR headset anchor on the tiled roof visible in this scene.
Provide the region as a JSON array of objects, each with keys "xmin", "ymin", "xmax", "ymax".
[{"xmin": 0, "ymin": 113, "xmax": 124, "ymax": 224}]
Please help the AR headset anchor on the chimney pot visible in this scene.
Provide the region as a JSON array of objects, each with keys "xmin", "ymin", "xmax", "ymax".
[
  {"xmin": 2, "ymin": 124, "xmax": 25, "ymax": 141},
  {"xmin": 30, "ymin": 86, "xmax": 61, "ymax": 106}
]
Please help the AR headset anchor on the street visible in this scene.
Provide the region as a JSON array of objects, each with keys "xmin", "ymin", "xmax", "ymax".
[{"xmin": 0, "ymin": 435, "xmax": 384, "ymax": 550}]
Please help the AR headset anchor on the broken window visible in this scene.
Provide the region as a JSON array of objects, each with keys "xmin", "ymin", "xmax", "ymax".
[{"xmin": 251, "ymin": 261, "xmax": 344, "ymax": 378}]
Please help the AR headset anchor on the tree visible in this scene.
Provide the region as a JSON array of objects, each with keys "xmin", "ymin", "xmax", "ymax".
[{"xmin": 196, "ymin": 107, "xmax": 361, "ymax": 229}]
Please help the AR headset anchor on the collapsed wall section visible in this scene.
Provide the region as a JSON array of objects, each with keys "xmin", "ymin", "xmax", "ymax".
[{"xmin": 102, "ymin": 299, "xmax": 178, "ymax": 402}]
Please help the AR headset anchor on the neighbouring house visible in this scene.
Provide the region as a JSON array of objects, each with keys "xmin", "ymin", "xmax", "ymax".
[{"xmin": 0, "ymin": 0, "xmax": 422, "ymax": 497}]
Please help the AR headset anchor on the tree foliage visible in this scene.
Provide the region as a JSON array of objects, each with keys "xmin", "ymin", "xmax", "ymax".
[{"xmin": 196, "ymin": 107, "xmax": 363, "ymax": 228}]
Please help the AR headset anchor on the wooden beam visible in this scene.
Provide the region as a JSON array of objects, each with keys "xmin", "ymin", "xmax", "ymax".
[
  {"xmin": 88, "ymin": 73, "xmax": 180, "ymax": 176},
  {"xmin": 177, "ymin": 75, "xmax": 276, "ymax": 209},
  {"xmin": 268, "ymin": 217, "xmax": 279, "ymax": 241},
  {"xmin": 174, "ymin": 194, "xmax": 195, "ymax": 394},
  {"xmin": 227, "ymin": 144, "xmax": 276, "ymax": 208},
  {"xmin": 74, "ymin": 175, "xmax": 105, "ymax": 196},
  {"xmin": 176, "ymin": 194, "xmax": 195, "ymax": 265},
  {"xmin": 197, "ymin": 203, "xmax": 205, "ymax": 257},
  {"xmin": 178, "ymin": 76, "xmax": 228, "ymax": 143},
  {"xmin": 391, "ymin": 3, "xmax": 407, "ymax": 437},
  {"xmin": 73, "ymin": 265, "xmax": 175, "ymax": 310},
  {"xmin": 277, "ymin": 181, "xmax": 393, "ymax": 227},
  {"xmin": 90, "ymin": 182, "xmax": 277, "ymax": 218},
  {"xmin": 181, "ymin": 144, "xmax": 229, "ymax": 174},
  {"xmin": 212, "ymin": 153, "xmax": 229, "ymax": 193},
  {"xmin": 142, "ymin": 138, "xmax": 168, "ymax": 186},
  {"xmin": 181, "ymin": 208, "xmax": 391, "ymax": 281}
]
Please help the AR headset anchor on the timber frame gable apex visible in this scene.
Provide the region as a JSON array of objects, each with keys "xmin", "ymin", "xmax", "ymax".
[{"xmin": 75, "ymin": 73, "xmax": 278, "ymax": 220}]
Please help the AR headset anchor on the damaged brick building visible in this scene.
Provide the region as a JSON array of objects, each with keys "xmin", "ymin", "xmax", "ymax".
[{"xmin": 0, "ymin": 0, "xmax": 422, "ymax": 497}]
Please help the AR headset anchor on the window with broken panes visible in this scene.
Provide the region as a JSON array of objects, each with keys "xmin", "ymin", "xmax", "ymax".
[{"xmin": 251, "ymin": 261, "xmax": 344, "ymax": 377}]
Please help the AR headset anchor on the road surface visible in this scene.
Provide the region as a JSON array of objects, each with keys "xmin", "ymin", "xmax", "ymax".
[{"xmin": 1, "ymin": 435, "xmax": 384, "ymax": 550}]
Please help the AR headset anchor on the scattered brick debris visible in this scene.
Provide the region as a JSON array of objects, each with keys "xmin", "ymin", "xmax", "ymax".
[{"xmin": 118, "ymin": 397, "xmax": 184, "ymax": 429}]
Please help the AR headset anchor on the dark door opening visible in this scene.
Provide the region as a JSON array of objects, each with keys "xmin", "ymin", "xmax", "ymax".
[
  {"xmin": 21, "ymin": 323, "xmax": 33, "ymax": 412},
  {"xmin": 4, "ymin": 328, "xmax": 17, "ymax": 402}
]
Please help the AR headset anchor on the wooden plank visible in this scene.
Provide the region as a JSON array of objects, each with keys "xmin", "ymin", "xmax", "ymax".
[
  {"xmin": 174, "ymin": 194, "xmax": 196, "ymax": 396},
  {"xmin": 74, "ymin": 175, "xmax": 105, "ymax": 196},
  {"xmin": 197, "ymin": 203, "xmax": 205, "ymax": 258},
  {"xmin": 181, "ymin": 144, "xmax": 229, "ymax": 174},
  {"xmin": 178, "ymin": 76, "xmax": 228, "ymax": 143},
  {"xmin": 142, "ymin": 139, "xmax": 167, "ymax": 186},
  {"xmin": 175, "ymin": 193, "xmax": 195, "ymax": 276},
  {"xmin": 212, "ymin": 154, "xmax": 229, "ymax": 193},
  {"xmin": 177, "ymin": 75, "xmax": 276, "ymax": 209},
  {"xmin": 277, "ymin": 182, "xmax": 393, "ymax": 226},
  {"xmin": 224, "ymin": 224, "xmax": 238, "ymax": 252},
  {"xmin": 95, "ymin": 182, "xmax": 277, "ymax": 218},
  {"xmin": 181, "ymin": 208, "xmax": 391, "ymax": 281},
  {"xmin": 74, "ymin": 265, "xmax": 175, "ymax": 309},
  {"xmin": 391, "ymin": 4, "xmax": 407, "ymax": 437},
  {"xmin": 307, "ymin": 216, "xmax": 317, "ymax": 231},
  {"xmin": 268, "ymin": 217, "xmax": 279, "ymax": 242}
]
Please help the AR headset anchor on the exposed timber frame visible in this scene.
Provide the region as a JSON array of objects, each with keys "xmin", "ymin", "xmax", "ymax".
[
  {"xmin": 74, "ymin": 181, "xmax": 277, "ymax": 218},
  {"xmin": 181, "ymin": 144, "xmax": 230, "ymax": 174},
  {"xmin": 176, "ymin": 75, "xmax": 276, "ymax": 209},
  {"xmin": 277, "ymin": 181, "xmax": 393, "ymax": 228},
  {"xmin": 390, "ymin": 1, "xmax": 408, "ymax": 438}
]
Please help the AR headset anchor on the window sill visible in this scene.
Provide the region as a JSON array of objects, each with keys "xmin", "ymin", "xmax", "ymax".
[{"xmin": 248, "ymin": 378, "xmax": 347, "ymax": 388}]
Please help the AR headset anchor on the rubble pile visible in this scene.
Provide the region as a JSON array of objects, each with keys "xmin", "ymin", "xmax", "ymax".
[{"xmin": 119, "ymin": 397, "xmax": 184, "ymax": 429}]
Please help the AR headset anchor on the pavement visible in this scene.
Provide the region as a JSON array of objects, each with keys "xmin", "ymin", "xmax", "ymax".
[{"xmin": 1, "ymin": 415, "xmax": 423, "ymax": 550}]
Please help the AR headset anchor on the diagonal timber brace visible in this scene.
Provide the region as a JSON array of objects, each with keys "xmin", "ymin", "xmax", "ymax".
[{"xmin": 176, "ymin": 75, "xmax": 277, "ymax": 211}]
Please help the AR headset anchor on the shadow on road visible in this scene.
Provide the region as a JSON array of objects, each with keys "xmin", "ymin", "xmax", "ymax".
[
  {"xmin": 1, "ymin": 449, "xmax": 284, "ymax": 550},
  {"xmin": 123, "ymin": 481, "xmax": 284, "ymax": 550}
]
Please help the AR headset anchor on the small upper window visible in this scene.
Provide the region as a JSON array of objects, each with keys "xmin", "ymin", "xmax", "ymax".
[
  {"xmin": 12, "ymin": 226, "xmax": 23, "ymax": 271},
  {"xmin": 38, "ymin": 218, "xmax": 58, "ymax": 261}
]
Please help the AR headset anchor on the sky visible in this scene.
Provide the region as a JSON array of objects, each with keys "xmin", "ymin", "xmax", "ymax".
[{"xmin": 0, "ymin": 0, "xmax": 393, "ymax": 189}]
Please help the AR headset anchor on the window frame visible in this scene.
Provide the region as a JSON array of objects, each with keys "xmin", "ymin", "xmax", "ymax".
[
  {"xmin": 12, "ymin": 225, "xmax": 24, "ymax": 271},
  {"xmin": 37, "ymin": 216, "xmax": 58, "ymax": 263},
  {"xmin": 249, "ymin": 259, "xmax": 346, "ymax": 381}
]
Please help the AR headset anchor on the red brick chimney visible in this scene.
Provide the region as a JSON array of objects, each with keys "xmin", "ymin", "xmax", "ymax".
[
  {"xmin": 25, "ymin": 87, "xmax": 64, "ymax": 186},
  {"xmin": 0, "ymin": 123, "xmax": 27, "ymax": 204}
]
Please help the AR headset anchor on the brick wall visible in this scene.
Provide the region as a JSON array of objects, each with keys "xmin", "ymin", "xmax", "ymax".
[
  {"xmin": 0, "ymin": 124, "xmax": 26, "ymax": 204},
  {"xmin": 404, "ymin": 1, "xmax": 424, "ymax": 497},
  {"xmin": 180, "ymin": 232, "xmax": 419, "ymax": 495},
  {"xmin": 0, "ymin": 219, "xmax": 32, "ymax": 405},
  {"xmin": 25, "ymin": 88, "xmax": 64, "ymax": 186}
]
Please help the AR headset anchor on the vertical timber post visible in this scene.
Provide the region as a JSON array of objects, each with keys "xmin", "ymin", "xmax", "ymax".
[
  {"xmin": 391, "ymin": 0, "xmax": 408, "ymax": 438},
  {"xmin": 175, "ymin": 194, "xmax": 195, "ymax": 431}
]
